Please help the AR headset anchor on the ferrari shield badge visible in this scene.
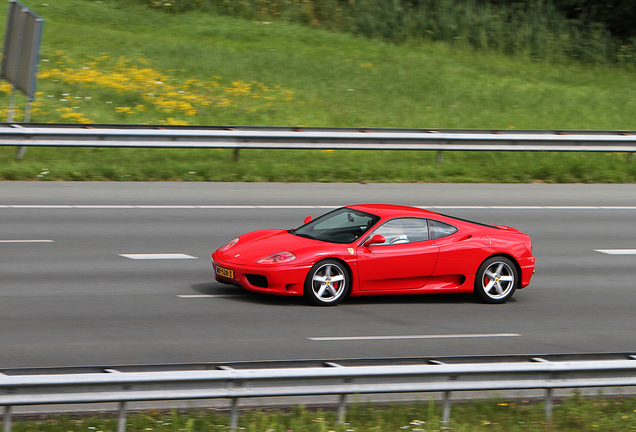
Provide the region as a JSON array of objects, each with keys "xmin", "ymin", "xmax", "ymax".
[{"xmin": 348, "ymin": 248, "xmax": 355, "ymax": 255}]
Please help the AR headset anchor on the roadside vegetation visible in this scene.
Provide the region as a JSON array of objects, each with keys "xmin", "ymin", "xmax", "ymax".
[
  {"xmin": 1, "ymin": 0, "xmax": 636, "ymax": 182},
  {"xmin": 9, "ymin": 395, "xmax": 636, "ymax": 432},
  {"xmin": 142, "ymin": 0, "xmax": 636, "ymax": 66}
]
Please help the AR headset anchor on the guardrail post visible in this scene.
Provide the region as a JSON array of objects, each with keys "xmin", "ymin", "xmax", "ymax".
[
  {"xmin": 233, "ymin": 149, "xmax": 240, "ymax": 162},
  {"xmin": 436, "ymin": 150, "xmax": 443, "ymax": 164},
  {"xmin": 16, "ymin": 146, "xmax": 27, "ymax": 160},
  {"xmin": 3, "ymin": 406, "xmax": 12, "ymax": 432},
  {"xmin": 544, "ymin": 388, "xmax": 553, "ymax": 422},
  {"xmin": 442, "ymin": 391, "xmax": 451, "ymax": 424},
  {"xmin": 337, "ymin": 394, "xmax": 347, "ymax": 424},
  {"xmin": 117, "ymin": 402, "xmax": 127, "ymax": 432},
  {"xmin": 229, "ymin": 398, "xmax": 239, "ymax": 431}
]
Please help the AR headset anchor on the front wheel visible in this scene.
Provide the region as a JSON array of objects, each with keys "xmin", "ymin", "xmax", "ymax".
[
  {"xmin": 304, "ymin": 259, "xmax": 349, "ymax": 306},
  {"xmin": 473, "ymin": 256, "xmax": 518, "ymax": 304}
]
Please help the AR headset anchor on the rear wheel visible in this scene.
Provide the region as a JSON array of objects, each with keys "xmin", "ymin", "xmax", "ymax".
[
  {"xmin": 473, "ymin": 256, "xmax": 518, "ymax": 304},
  {"xmin": 304, "ymin": 259, "xmax": 349, "ymax": 306}
]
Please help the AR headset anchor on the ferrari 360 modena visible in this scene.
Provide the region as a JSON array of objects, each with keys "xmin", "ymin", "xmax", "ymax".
[{"xmin": 212, "ymin": 204, "xmax": 535, "ymax": 306}]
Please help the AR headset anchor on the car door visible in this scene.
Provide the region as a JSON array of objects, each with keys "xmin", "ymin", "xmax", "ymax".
[{"xmin": 356, "ymin": 218, "xmax": 439, "ymax": 291}]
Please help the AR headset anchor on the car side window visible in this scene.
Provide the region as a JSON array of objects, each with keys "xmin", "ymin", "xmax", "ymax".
[
  {"xmin": 429, "ymin": 220, "xmax": 458, "ymax": 239},
  {"xmin": 371, "ymin": 218, "xmax": 429, "ymax": 245}
]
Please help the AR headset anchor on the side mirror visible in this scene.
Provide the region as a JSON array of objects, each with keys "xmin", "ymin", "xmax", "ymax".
[
  {"xmin": 364, "ymin": 234, "xmax": 386, "ymax": 247},
  {"xmin": 304, "ymin": 216, "xmax": 312, "ymax": 224}
]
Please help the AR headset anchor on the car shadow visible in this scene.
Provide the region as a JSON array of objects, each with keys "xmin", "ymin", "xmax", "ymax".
[
  {"xmin": 344, "ymin": 293, "xmax": 483, "ymax": 305},
  {"xmin": 189, "ymin": 282, "xmax": 493, "ymax": 306},
  {"xmin": 189, "ymin": 282, "xmax": 307, "ymax": 306}
]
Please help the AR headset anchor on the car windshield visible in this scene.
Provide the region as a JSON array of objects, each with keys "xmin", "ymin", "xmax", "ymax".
[{"xmin": 291, "ymin": 207, "xmax": 381, "ymax": 244}]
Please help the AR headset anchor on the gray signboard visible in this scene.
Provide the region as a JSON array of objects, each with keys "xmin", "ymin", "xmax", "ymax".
[{"xmin": 1, "ymin": 0, "xmax": 44, "ymax": 101}]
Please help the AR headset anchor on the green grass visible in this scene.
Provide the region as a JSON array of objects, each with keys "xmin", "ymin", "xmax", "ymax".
[
  {"xmin": 2, "ymin": 148, "xmax": 635, "ymax": 183},
  {"xmin": 137, "ymin": 0, "xmax": 636, "ymax": 66},
  {"xmin": 1, "ymin": 0, "xmax": 636, "ymax": 182},
  {"xmin": 8, "ymin": 395, "xmax": 636, "ymax": 432}
]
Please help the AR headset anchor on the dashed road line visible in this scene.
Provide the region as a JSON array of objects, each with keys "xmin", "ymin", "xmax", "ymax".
[
  {"xmin": 2, "ymin": 205, "xmax": 636, "ymax": 210},
  {"xmin": 4, "ymin": 205, "xmax": 73, "ymax": 208},
  {"xmin": 0, "ymin": 239, "xmax": 54, "ymax": 243},
  {"xmin": 308, "ymin": 333, "xmax": 521, "ymax": 341},
  {"xmin": 0, "ymin": 205, "xmax": 339, "ymax": 209},
  {"xmin": 595, "ymin": 249, "xmax": 636, "ymax": 255},
  {"xmin": 74, "ymin": 205, "xmax": 136, "ymax": 209},
  {"xmin": 119, "ymin": 253, "xmax": 198, "ymax": 259}
]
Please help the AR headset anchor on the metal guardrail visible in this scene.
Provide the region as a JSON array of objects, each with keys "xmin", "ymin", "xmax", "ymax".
[
  {"xmin": 3, "ymin": 352, "xmax": 636, "ymax": 375},
  {"xmin": 2, "ymin": 124, "xmax": 636, "ymax": 155},
  {"xmin": 2, "ymin": 353, "xmax": 636, "ymax": 431}
]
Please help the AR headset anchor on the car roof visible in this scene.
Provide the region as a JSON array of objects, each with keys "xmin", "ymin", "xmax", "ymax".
[
  {"xmin": 347, "ymin": 204, "xmax": 501, "ymax": 230},
  {"xmin": 346, "ymin": 204, "xmax": 439, "ymax": 218}
]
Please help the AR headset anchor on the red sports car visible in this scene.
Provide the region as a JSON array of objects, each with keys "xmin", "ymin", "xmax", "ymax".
[{"xmin": 212, "ymin": 204, "xmax": 535, "ymax": 306}]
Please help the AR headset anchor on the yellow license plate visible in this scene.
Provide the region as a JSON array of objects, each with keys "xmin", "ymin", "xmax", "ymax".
[{"xmin": 216, "ymin": 266, "xmax": 234, "ymax": 279}]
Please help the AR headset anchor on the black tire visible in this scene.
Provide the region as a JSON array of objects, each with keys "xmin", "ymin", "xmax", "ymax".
[
  {"xmin": 473, "ymin": 256, "xmax": 518, "ymax": 304},
  {"xmin": 304, "ymin": 259, "xmax": 350, "ymax": 306}
]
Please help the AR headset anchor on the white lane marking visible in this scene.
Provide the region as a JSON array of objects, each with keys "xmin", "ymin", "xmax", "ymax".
[
  {"xmin": 255, "ymin": 205, "xmax": 330, "ymax": 209},
  {"xmin": 7, "ymin": 205, "xmax": 73, "ymax": 208},
  {"xmin": 479, "ymin": 206, "xmax": 545, "ymax": 210},
  {"xmin": 196, "ymin": 205, "xmax": 259, "ymax": 209},
  {"xmin": 429, "ymin": 206, "xmax": 490, "ymax": 209},
  {"xmin": 595, "ymin": 249, "xmax": 636, "ymax": 255},
  {"xmin": 119, "ymin": 254, "xmax": 198, "ymax": 259},
  {"xmin": 1, "ymin": 205, "xmax": 340, "ymax": 209},
  {"xmin": 177, "ymin": 294, "xmax": 243, "ymax": 298},
  {"xmin": 2, "ymin": 205, "xmax": 636, "ymax": 210},
  {"xmin": 136, "ymin": 205, "xmax": 198, "ymax": 209},
  {"xmin": 74, "ymin": 205, "xmax": 136, "ymax": 208},
  {"xmin": 428, "ymin": 206, "xmax": 636, "ymax": 210},
  {"xmin": 309, "ymin": 333, "xmax": 521, "ymax": 341},
  {"xmin": 0, "ymin": 239, "xmax": 54, "ymax": 243},
  {"xmin": 544, "ymin": 206, "xmax": 600, "ymax": 210}
]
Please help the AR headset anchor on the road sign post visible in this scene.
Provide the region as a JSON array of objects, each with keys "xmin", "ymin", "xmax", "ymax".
[{"xmin": 1, "ymin": 0, "xmax": 44, "ymax": 159}]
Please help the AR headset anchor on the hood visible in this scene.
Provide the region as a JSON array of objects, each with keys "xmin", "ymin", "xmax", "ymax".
[{"xmin": 216, "ymin": 229, "xmax": 320, "ymax": 263}]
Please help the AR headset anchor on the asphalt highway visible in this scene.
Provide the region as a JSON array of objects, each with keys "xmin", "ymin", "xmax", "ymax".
[{"xmin": 2, "ymin": 182, "xmax": 636, "ymax": 369}]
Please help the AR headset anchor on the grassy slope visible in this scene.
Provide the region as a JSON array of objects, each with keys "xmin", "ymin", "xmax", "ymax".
[{"xmin": 1, "ymin": 0, "xmax": 636, "ymax": 181}]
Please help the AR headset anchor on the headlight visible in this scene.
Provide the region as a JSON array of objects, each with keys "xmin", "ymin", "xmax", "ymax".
[
  {"xmin": 257, "ymin": 251, "xmax": 296, "ymax": 264},
  {"xmin": 218, "ymin": 237, "xmax": 239, "ymax": 252}
]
